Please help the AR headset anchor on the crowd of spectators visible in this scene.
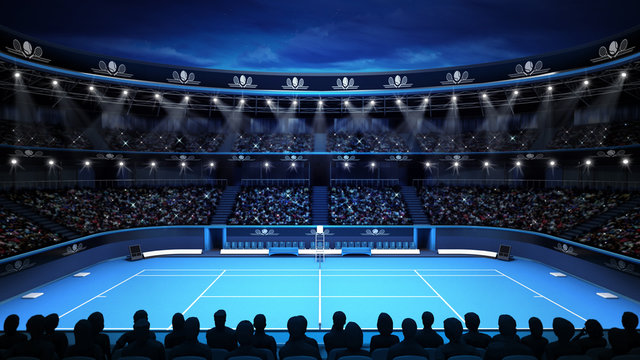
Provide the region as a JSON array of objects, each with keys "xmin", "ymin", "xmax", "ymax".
[
  {"xmin": 416, "ymin": 130, "xmax": 538, "ymax": 153},
  {"xmin": 418, "ymin": 186, "xmax": 630, "ymax": 237},
  {"xmin": 104, "ymin": 129, "xmax": 224, "ymax": 152},
  {"xmin": 549, "ymin": 122, "xmax": 640, "ymax": 149},
  {"xmin": 228, "ymin": 186, "xmax": 311, "ymax": 225},
  {"xmin": 327, "ymin": 132, "xmax": 410, "ymax": 153},
  {"xmin": 0, "ymin": 207, "xmax": 62, "ymax": 259},
  {"xmin": 330, "ymin": 186, "xmax": 412, "ymax": 225},
  {"xmin": 577, "ymin": 206, "xmax": 640, "ymax": 258},
  {"xmin": 9, "ymin": 186, "xmax": 222, "ymax": 236},
  {"xmin": 2, "ymin": 309, "xmax": 639, "ymax": 360},
  {"xmin": 0, "ymin": 121, "xmax": 91, "ymax": 149},
  {"xmin": 232, "ymin": 133, "xmax": 313, "ymax": 153}
]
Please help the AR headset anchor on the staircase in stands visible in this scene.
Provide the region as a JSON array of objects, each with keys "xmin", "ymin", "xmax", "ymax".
[
  {"xmin": 560, "ymin": 194, "xmax": 640, "ymax": 240},
  {"xmin": 399, "ymin": 186, "xmax": 429, "ymax": 224},
  {"xmin": 0, "ymin": 195, "xmax": 81, "ymax": 240},
  {"xmin": 311, "ymin": 186, "xmax": 329, "ymax": 225},
  {"xmin": 210, "ymin": 185, "xmax": 241, "ymax": 224}
]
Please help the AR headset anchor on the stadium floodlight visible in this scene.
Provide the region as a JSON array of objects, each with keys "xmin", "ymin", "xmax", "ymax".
[
  {"xmin": 513, "ymin": 90, "xmax": 519, "ymax": 95},
  {"xmin": 622, "ymin": 158, "xmax": 630, "ymax": 166},
  {"xmin": 291, "ymin": 162, "xmax": 296, "ymax": 168},
  {"xmin": 150, "ymin": 161, "xmax": 157, "ymax": 167},
  {"xmin": 549, "ymin": 160, "xmax": 556, "ymax": 167},
  {"xmin": 370, "ymin": 100, "xmax": 375, "ymax": 105},
  {"xmin": 547, "ymin": 86, "xmax": 553, "ymax": 91},
  {"xmin": 482, "ymin": 93, "xmax": 488, "ymax": 99},
  {"xmin": 395, "ymin": 99, "xmax": 402, "ymax": 105},
  {"xmin": 583, "ymin": 80, "xmax": 589, "ymax": 85},
  {"xmin": 264, "ymin": 161, "xmax": 270, "ymax": 168},
  {"xmin": 89, "ymin": 86, "xmax": 95, "ymax": 91},
  {"xmin": 123, "ymin": 90, "xmax": 128, "ymax": 96},
  {"xmin": 239, "ymin": 98, "xmax": 246, "ymax": 104},
  {"xmin": 343, "ymin": 100, "xmax": 349, "ymax": 106},
  {"xmin": 453, "ymin": 161, "xmax": 460, "ymax": 167},
  {"xmin": 48, "ymin": 159, "xmax": 55, "ymax": 166},
  {"xmin": 118, "ymin": 161, "xmax": 124, "ymax": 167},
  {"xmin": 425, "ymin": 161, "xmax": 431, "ymax": 168},
  {"xmin": 52, "ymin": 80, "xmax": 58, "ymax": 86},
  {"xmin": 184, "ymin": 95, "xmax": 190, "ymax": 101},
  {"xmin": 621, "ymin": 72, "xmax": 627, "ymax": 78},
  {"xmin": 343, "ymin": 162, "xmax": 349, "ymax": 168},
  {"xmin": 212, "ymin": 97, "xmax": 218, "ymax": 103},
  {"xmin": 11, "ymin": 159, "xmax": 18, "ymax": 165},
  {"xmin": 370, "ymin": 162, "xmax": 376, "ymax": 168},
  {"xmin": 483, "ymin": 161, "xmax": 490, "ymax": 167},
  {"xmin": 318, "ymin": 100, "xmax": 323, "ymax": 105},
  {"xmin": 451, "ymin": 95, "xmax": 457, "ymax": 101},
  {"xmin": 585, "ymin": 159, "xmax": 592, "ymax": 166},
  {"xmin": 266, "ymin": 99, "xmax": 272, "ymax": 105},
  {"xmin": 292, "ymin": 100, "xmax": 298, "ymax": 106},
  {"xmin": 84, "ymin": 160, "xmax": 91, "ymax": 167},
  {"xmin": 209, "ymin": 162, "xmax": 215, "ymax": 168},
  {"xmin": 181, "ymin": 162, "xmax": 186, "ymax": 167},
  {"xmin": 515, "ymin": 161, "xmax": 522, "ymax": 167},
  {"xmin": 154, "ymin": 93, "xmax": 160, "ymax": 99},
  {"xmin": 14, "ymin": 72, "xmax": 20, "ymax": 78},
  {"xmin": 423, "ymin": 97, "xmax": 429, "ymax": 103}
]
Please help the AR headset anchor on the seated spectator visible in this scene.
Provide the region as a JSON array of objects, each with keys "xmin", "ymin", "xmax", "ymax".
[
  {"xmin": 331, "ymin": 186, "xmax": 412, "ymax": 225},
  {"xmin": 207, "ymin": 309, "xmax": 237, "ymax": 351},
  {"xmin": 521, "ymin": 317, "xmax": 548, "ymax": 360},
  {"xmin": 387, "ymin": 318, "xmax": 430, "ymax": 360},
  {"xmin": 228, "ymin": 186, "xmax": 311, "ymax": 225},
  {"xmin": 44, "ymin": 313, "xmax": 68, "ymax": 359},
  {"xmin": 279, "ymin": 316, "xmax": 321, "ymax": 360},
  {"xmin": 252, "ymin": 314, "xmax": 277, "ymax": 360},
  {"xmin": 121, "ymin": 319, "xmax": 165, "ymax": 360},
  {"xmin": 299, "ymin": 316, "xmax": 319, "ymax": 350},
  {"xmin": 335, "ymin": 322, "xmax": 370, "ymax": 360},
  {"xmin": 461, "ymin": 312, "xmax": 490, "ymax": 349},
  {"xmin": 324, "ymin": 311, "xmax": 347, "ymax": 354},
  {"xmin": 0, "ymin": 207, "xmax": 62, "ymax": 259},
  {"xmin": 168, "ymin": 317, "xmax": 212, "ymax": 360},
  {"xmin": 114, "ymin": 309, "xmax": 156, "ymax": 350},
  {"xmin": 6, "ymin": 315, "xmax": 56, "ymax": 360},
  {"xmin": 165, "ymin": 313, "xmax": 186, "ymax": 349},
  {"xmin": 88, "ymin": 311, "xmax": 111, "ymax": 360},
  {"xmin": 64, "ymin": 319, "xmax": 104, "ymax": 360},
  {"xmin": 484, "ymin": 315, "xmax": 533, "ymax": 360},
  {"xmin": 572, "ymin": 319, "xmax": 607, "ymax": 353},
  {"xmin": 622, "ymin": 311, "xmax": 640, "ymax": 350},
  {"xmin": 545, "ymin": 317, "xmax": 581, "ymax": 360},
  {"xmin": 370, "ymin": 312, "xmax": 400, "ymax": 353},
  {"xmin": 225, "ymin": 320, "xmax": 269, "ymax": 360},
  {"xmin": 417, "ymin": 311, "xmax": 444, "ymax": 348},
  {"xmin": 436, "ymin": 318, "xmax": 479, "ymax": 360},
  {"xmin": 0, "ymin": 314, "xmax": 27, "ymax": 350}
]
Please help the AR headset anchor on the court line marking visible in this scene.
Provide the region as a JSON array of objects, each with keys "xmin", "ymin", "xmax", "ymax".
[
  {"xmin": 135, "ymin": 274, "xmax": 503, "ymax": 277},
  {"xmin": 414, "ymin": 269, "xmax": 464, "ymax": 322},
  {"xmin": 181, "ymin": 269, "xmax": 226, "ymax": 317},
  {"xmin": 60, "ymin": 269, "xmax": 146, "ymax": 318},
  {"xmin": 141, "ymin": 268, "xmax": 499, "ymax": 272},
  {"xmin": 318, "ymin": 268, "xmax": 322, "ymax": 330},
  {"xmin": 199, "ymin": 295, "xmax": 441, "ymax": 298},
  {"xmin": 494, "ymin": 269, "xmax": 586, "ymax": 321}
]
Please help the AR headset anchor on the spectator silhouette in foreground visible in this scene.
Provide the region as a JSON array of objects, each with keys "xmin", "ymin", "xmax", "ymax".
[
  {"xmin": 279, "ymin": 316, "xmax": 321, "ymax": 360},
  {"xmin": 387, "ymin": 318, "xmax": 430, "ymax": 360},
  {"xmin": 225, "ymin": 320, "xmax": 269, "ymax": 360},
  {"xmin": 417, "ymin": 311, "xmax": 444, "ymax": 348},
  {"xmin": 165, "ymin": 313, "xmax": 186, "ymax": 349},
  {"xmin": 370, "ymin": 312, "xmax": 400, "ymax": 353},
  {"xmin": 521, "ymin": 317, "xmax": 548, "ymax": 360},
  {"xmin": 114, "ymin": 309, "xmax": 156, "ymax": 350},
  {"xmin": 7, "ymin": 315, "xmax": 56, "ymax": 360},
  {"xmin": 484, "ymin": 315, "xmax": 533, "ymax": 360},
  {"xmin": 0, "ymin": 314, "xmax": 27, "ymax": 350},
  {"xmin": 572, "ymin": 319, "xmax": 607, "ymax": 353},
  {"xmin": 168, "ymin": 317, "xmax": 212, "ymax": 360},
  {"xmin": 545, "ymin": 317, "xmax": 581, "ymax": 360},
  {"xmin": 461, "ymin": 312, "xmax": 491, "ymax": 349},
  {"xmin": 299, "ymin": 316, "xmax": 319, "ymax": 350},
  {"xmin": 335, "ymin": 322, "xmax": 370, "ymax": 360},
  {"xmin": 64, "ymin": 319, "xmax": 104, "ymax": 360},
  {"xmin": 436, "ymin": 317, "xmax": 479, "ymax": 360},
  {"xmin": 207, "ymin": 309, "xmax": 237, "ymax": 351},
  {"xmin": 252, "ymin": 314, "xmax": 277, "ymax": 360},
  {"xmin": 44, "ymin": 313, "xmax": 68, "ymax": 359},
  {"xmin": 324, "ymin": 311, "xmax": 347, "ymax": 354},
  {"xmin": 121, "ymin": 319, "xmax": 165, "ymax": 360},
  {"xmin": 622, "ymin": 311, "xmax": 640, "ymax": 349},
  {"xmin": 88, "ymin": 311, "xmax": 111, "ymax": 360}
]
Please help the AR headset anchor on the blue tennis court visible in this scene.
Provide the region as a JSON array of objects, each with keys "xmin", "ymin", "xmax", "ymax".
[{"xmin": 1, "ymin": 256, "xmax": 639, "ymax": 331}]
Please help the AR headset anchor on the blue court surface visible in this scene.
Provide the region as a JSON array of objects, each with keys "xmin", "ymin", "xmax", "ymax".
[{"xmin": 1, "ymin": 256, "xmax": 639, "ymax": 331}]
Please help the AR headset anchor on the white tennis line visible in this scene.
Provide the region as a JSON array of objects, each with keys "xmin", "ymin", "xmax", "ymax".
[
  {"xmin": 60, "ymin": 269, "xmax": 146, "ymax": 318},
  {"xmin": 414, "ymin": 270, "xmax": 464, "ymax": 322},
  {"xmin": 494, "ymin": 270, "xmax": 586, "ymax": 321},
  {"xmin": 318, "ymin": 268, "xmax": 322, "ymax": 330},
  {"xmin": 137, "ymin": 274, "xmax": 226, "ymax": 277},
  {"xmin": 199, "ymin": 295, "xmax": 441, "ymax": 298},
  {"xmin": 181, "ymin": 270, "xmax": 226, "ymax": 316},
  {"xmin": 141, "ymin": 268, "xmax": 499, "ymax": 272},
  {"xmin": 135, "ymin": 274, "xmax": 504, "ymax": 277}
]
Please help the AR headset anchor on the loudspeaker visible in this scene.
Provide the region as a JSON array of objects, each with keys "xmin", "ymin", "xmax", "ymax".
[
  {"xmin": 497, "ymin": 244, "xmax": 512, "ymax": 261},
  {"xmin": 128, "ymin": 244, "xmax": 143, "ymax": 261}
]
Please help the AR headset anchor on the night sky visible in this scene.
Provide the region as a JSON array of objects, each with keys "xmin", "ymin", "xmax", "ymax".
[{"xmin": 1, "ymin": 0, "xmax": 639, "ymax": 72}]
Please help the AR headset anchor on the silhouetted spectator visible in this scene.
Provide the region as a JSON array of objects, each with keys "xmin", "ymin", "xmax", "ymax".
[
  {"xmin": 572, "ymin": 319, "xmax": 607, "ymax": 353},
  {"xmin": 168, "ymin": 317, "xmax": 212, "ymax": 360},
  {"xmin": 324, "ymin": 311, "xmax": 347, "ymax": 354},
  {"xmin": 461, "ymin": 312, "xmax": 490, "ymax": 349},
  {"xmin": 44, "ymin": 313, "xmax": 68, "ymax": 359},
  {"xmin": 335, "ymin": 322, "xmax": 370, "ymax": 360},
  {"xmin": 299, "ymin": 316, "xmax": 319, "ymax": 350},
  {"xmin": 225, "ymin": 320, "xmax": 269, "ymax": 360},
  {"xmin": 165, "ymin": 313, "xmax": 186, "ymax": 349},
  {"xmin": 622, "ymin": 311, "xmax": 640, "ymax": 350},
  {"xmin": 88, "ymin": 312, "xmax": 111, "ymax": 360},
  {"xmin": 64, "ymin": 319, "xmax": 104, "ymax": 360},
  {"xmin": 114, "ymin": 309, "xmax": 156, "ymax": 350},
  {"xmin": 521, "ymin": 317, "xmax": 548, "ymax": 360},
  {"xmin": 370, "ymin": 312, "xmax": 400, "ymax": 353},
  {"xmin": 417, "ymin": 311, "xmax": 444, "ymax": 348},
  {"xmin": 545, "ymin": 317, "xmax": 581, "ymax": 360},
  {"xmin": 484, "ymin": 315, "xmax": 533, "ymax": 360},
  {"xmin": 6, "ymin": 315, "xmax": 56, "ymax": 360},
  {"xmin": 207, "ymin": 309, "xmax": 237, "ymax": 351},
  {"xmin": 279, "ymin": 316, "xmax": 321, "ymax": 360},
  {"xmin": 0, "ymin": 314, "xmax": 27, "ymax": 350},
  {"xmin": 387, "ymin": 318, "xmax": 430, "ymax": 360},
  {"xmin": 121, "ymin": 319, "xmax": 165, "ymax": 360},
  {"xmin": 436, "ymin": 318, "xmax": 479, "ymax": 360},
  {"xmin": 252, "ymin": 314, "xmax": 277, "ymax": 360}
]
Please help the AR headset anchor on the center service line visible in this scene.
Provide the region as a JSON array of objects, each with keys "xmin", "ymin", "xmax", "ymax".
[
  {"xmin": 414, "ymin": 270, "xmax": 464, "ymax": 321},
  {"xmin": 181, "ymin": 269, "xmax": 226, "ymax": 317},
  {"xmin": 318, "ymin": 267, "xmax": 322, "ymax": 330}
]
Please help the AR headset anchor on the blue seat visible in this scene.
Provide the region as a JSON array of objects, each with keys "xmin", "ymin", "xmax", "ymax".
[
  {"xmin": 390, "ymin": 241, "xmax": 396, "ymax": 249},
  {"xmin": 227, "ymin": 357, "xmax": 261, "ymax": 360},
  {"xmin": 266, "ymin": 241, "xmax": 272, "ymax": 248},
  {"xmin": 258, "ymin": 241, "xmax": 264, "ymax": 248},
  {"xmin": 502, "ymin": 356, "xmax": 538, "ymax": 360},
  {"xmin": 335, "ymin": 241, "xmax": 342, "ymax": 249},
  {"xmin": 371, "ymin": 349, "xmax": 388, "ymax": 360},
  {"xmin": 341, "ymin": 356, "xmax": 372, "ymax": 360},
  {"xmin": 327, "ymin": 348, "xmax": 348, "ymax": 360},
  {"xmin": 448, "ymin": 355, "xmax": 482, "ymax": 360},
  {"xmin": 376, "ymin": 241, "xmax": 382, "ymax": 249},
  {"xmin": 211, "ymin": 349, "xmax": 229, "ymax": 360}
]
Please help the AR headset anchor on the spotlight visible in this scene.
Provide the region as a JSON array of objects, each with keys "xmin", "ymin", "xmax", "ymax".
[
  {"xmin": 11, "ymin": 159, "xmax": 18, "ymax": 165},
  {"xmin": 621, "ymin": 72, "xmax": 627, "ymax": 78},
  {"xmin": 184, "ymin": 95, "xmax": 190, "ymax": 101},
  {"xmin": 547, "ymin": 86, "xmax": 553, "ymax": 91},
  {"xmin": 123, "ymin": 90, "xmax": 128, "ymax": 96},
  {"xmin": 181, "ymin": 162, "xmax": 186, "ymax": 167},
  {"xmin": 52, "ymin": 80, "xmax": 58, "ymax": 86},
  {"xmin": 343, "ymin": 100, "xmax": 349, "ymax": 106},
  {"xmin": 343, "ymin": 162, "xmax": 349, "ymax": 168},
  {"xmin": 482, "ymin": 93, "xmax": 488, "ymax": 99},
  {"xmin": 89, "ymin": 86, "xmax": 95, "ymax": 91},
  {"xmin": 292, "ymin": 100, "xmax": 297, "ymax": 106},
  {"xmin": 48, "ymin": 159, "xmax": 55, "ymax": 166},
  {"xmin": 266, "ymin": 99, "xmax": 272, "ymax": 105},
  {"xmin": 239, "ymin": 98, "xmax": 245, "ymax": 104},
  {"xmin": 264, "ymin": 161, "xmax": 270, "ymax": 168},
  {"xmin": 425, "ymin": 162, "xmax": 431, "ymax": 168},
  {"xmin": 515, "ymin": 161, "xmax": 521, "ymax": 167},
  {"xmin": 291, "ymin": 162, "xmax": 296, "ymax": 168},
  {"xmin": 453, "ymin": 161, "xmax": 460, "ymax": 167},
  {"xmin": 118, "ymin": 161, "xmax": 124, "ymax": 167},
  {"xmin": 513, "ymin": 90, "xmax": 519, "ymax": 95},
  {"xmin": 154, "ymin": 93, "xmax": 160, "ymax": 99},
  {"xmin": 150, "ymin": 161, "xmax": 157, "ymax": 167},
  {"xmin": 423, "ymin": 97, "xmax": 429, "ymax": 103},
  {"xmin": 483, "ymin": 161, "xmax": 490, "ymax": 167},
  {"xmin": 318, "ymin": 100, "xmax": 323, "ymax": 105},
  {"xmin": 583, "ymin": 80, "xmax": 589, "ymax": 85},
  {"xmin": 395, "ymin": 99, "xmax": 401, "ymax": 105},
  {"xmin": 585, "ymin": 159, "xmax": 592, "ymax": 166},
  {"xmin": 213, "ymin": 97, "xmax": 218, "ymax": 103},
  {"xmin": 549, "ymin": 160, "xmax": 556, "ymax": 167},
  {"xmin": 622, "ymin": 158, "xmax": 630, "ymax": 165},
  {"xmin": 84, "ymin": 160, "xmax": 91, "ymax": 166},
  {"xmin": 451, "ymin": 95, "xmax": 457, "ymax": 101},
  {"xmin": 370, "ymin": 100, "xmax": 375, "ymax": 105},
  {"xmin": 14, "ymin": 72, "xmax": 20, "ymax": 78},
  {"xmin": 370, "ymin": 162, "xmax": 376, "ymax": 168},
  {"xmin": 209, "ymin": 162, "xmax": 215, "ymax": 168}
]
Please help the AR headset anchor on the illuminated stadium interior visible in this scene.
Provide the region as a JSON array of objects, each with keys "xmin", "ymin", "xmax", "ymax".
[{"xmin": 1, "ymin": 2, "xmax": 640, "ymax": 359}]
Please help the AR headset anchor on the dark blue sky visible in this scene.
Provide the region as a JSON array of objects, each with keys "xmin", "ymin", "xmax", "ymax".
[{"xmin": 2, "ymin": 0, "xmax": 639, "ymax": 72}]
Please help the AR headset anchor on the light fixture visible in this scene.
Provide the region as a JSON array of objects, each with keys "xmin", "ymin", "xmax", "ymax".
[
  {"xmin": 547, "ymin": 86, "xmax": 553, "ymax": 91},
  {"xmin": 292, "ymin": 100, "xmax": 297, "ymax": 106},
  {"xmin": 515, "ymin": 161, "xmax": 522, "ymax": 167},
  {"xmin": 11, "ymin": 159, "xmax": 18, "ymax": 165},
  {"xmin": 423, "ymin": 97, "xmax": 429, "ymax": 103},
  {"xmin": 482, "ymin": 93, "xmax": 488, "ymax": 99},
  {"xmin": 395, "ymin": 99, "xmax": 401, "ymax": 105},
  {"xmin": 266, "ymin": 99, "xmax": 272, "ymax": 105},
  {"xmin": 622, "ymin": 158, "xmax": 630, "ymax": 165},
  {"xmin": 425, "ymin": 162, "xmax": 431, "ymax": 168},
  {"xmin": 318, "ymin": 100, "xmax": 323, "ymax": 105},
  {"xmin": 343, "ymin": 162, "xmax": 349, "ymax": 168},
  {"xmin": 585, "ymin": 159, "xmax": 592, "ymax": 166},
  {"xmin": 48, "ymin": 160, "xmax": 55, "ymax": 166},
  {"xmin": 212, "ymin": 97, "xmax": 218, "ymax": 103},
  {"xmin": 239, "ymin": 98, "xmax": 245, "ymax": 104},
  {"xmin": 52, "ymin": 80, "xmax": 58, "ymax": 86},
  {"xmin": 118, "ymin": 161, "xmax": 124, "ymax": 167},
  {"xmin": 89, "ymin": 86, "xmax": 95, "ymax": 91},
  {"xmin": 291, "ymin": 162, "xmax": 296, "ymax": 168},
  {"xmin": 151, "ymin": 161, "xmax": 157, "ymax": 167},
  {"xmin": 371, "ymin": 162, "xmax": 376, "ymax": 168},
  {"xmin": 154, "ymin": 93, "xmax": 160, "ymax": 99},
  {"xmin": 370, "ymin": 100, "xmax": 375, "ymax": 105},
  {"xmin": 123, "ymin": 90, "xmax": 128, "ymax": 96},
  {"xmin": 264, "ymin": 161, "xmax": 270, "ymax": 168},
  {"xmin": 209, "ymin": 162, "xmax": 215, "ymax": 168},
  {"xmin": 84, "ymin": 160, "xmax": 91, "ymax": 166},
  {"xmin": 181, "ymin": 162, "xmax": 186, "ymax": 167},
  {"xmin": 514, "ymin": 90, "xmax": 519, "ymax": 95},
  {"xmin": 453, "ymin": 161, "xmax": 460, "ymax": 167},
  {"xmin": 621, "ymin": 72, "xmax": 628, "ymax": 78},
  {"xmin": 343, "ymin": 100, "xmax": 349, "ymax": 106},
  {"xmin": 184, "ymin": 95, "xmax": 190, "ymax": 101},
  {"xmin": 483, "ymin": 161, "xmax": 490, "ymax": 167},
  {"xmin": 549, "ymin": 160, "xmax": 556, "ymax": 167},
  {"xmin": 452, "ymin": 95, "xmax": 457, "ymax": 101},
  {"xmin": 583, "ymin": 80, "xmax": 589, "ymax": 85},
  {"xmin": 14, "ymin": 72, "xmax": 20, "ymax": 78}
]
